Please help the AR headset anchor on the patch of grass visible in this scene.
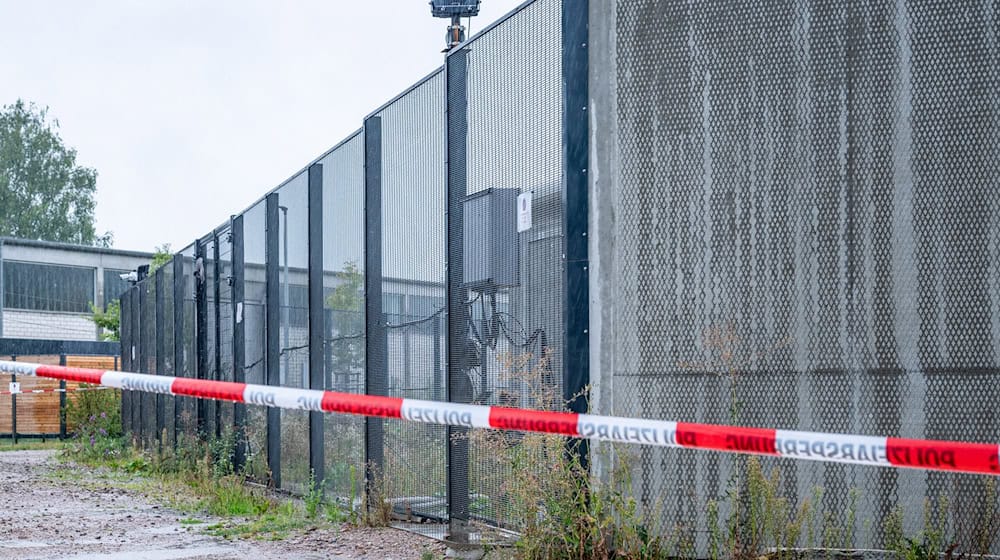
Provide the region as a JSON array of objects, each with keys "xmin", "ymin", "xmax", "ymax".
[
  {"xmin": 204, "ymin": 501, "xmax": 312, "ymax": 540},
  {"xmin": 197, "ymin": 475, "xmax": 272, "ymax": 517},
  {"xmin": 325, "ymin": 501, "xmax": 348, "ymax": 524},
  {"xmin": 57, "ymin": 434, "xmax": 337, "ymax": 543},
  {"xmin": 0, "ymin": 439, "xmax": 64, "ymax": 452}
]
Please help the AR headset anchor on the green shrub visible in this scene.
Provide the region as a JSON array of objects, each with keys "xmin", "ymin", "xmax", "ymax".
[{"xmin": 64, "ymin": 385, "xmax": 121, "ymax": 438}]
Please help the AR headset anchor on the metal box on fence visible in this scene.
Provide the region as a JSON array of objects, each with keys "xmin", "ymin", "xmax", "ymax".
[{"xmin": 462, "ymin": 188, "xmax": 520, "ymax": 291}]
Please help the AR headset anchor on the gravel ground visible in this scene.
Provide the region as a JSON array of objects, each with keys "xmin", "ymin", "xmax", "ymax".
[{"xmin": 0, "ymin": 450, "xmax": 447, "ymax": 560}]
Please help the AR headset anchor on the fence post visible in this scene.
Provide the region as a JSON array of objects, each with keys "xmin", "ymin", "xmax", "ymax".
[
  {"xmin": 194, "ymin": 241, "xmax": 207, "ymax": 439},
  {"xmin": 130, "ymin": 286, "xmax": 141, "ymax": 442},
  {"xmin": 59, "ymin": 354, "xmax": 67, "ymax": 439},
  {"xmin": 120, "ymin": 292, "xmax": 130, "ymax": 439},
  {"xmin": 213, "ymin": 233, "xmax": 223, "ymax": 441},
  {"xmin": 231, "ymin": 214, "xmax": 247, "ymax": 472},
  {"xmin": 174, "ymin": 255, "xmax": 186, "ymax": 447},
  {"xmin": 562, "ymin": 0, "xmax": 591, "ymax": 466},
  {"xmin": 308, "ymin": 163, "xmax": 326, "ymax": 491},
  {"xmin": 445, "ymin": 46, "xmax": 472, "ymax": 541},
  {"xmin": 363, "ymin": 115, "xmax": 386, "ymax": 507},
  {"xmin": 139, "ymin": 279, "xmax": 152, "ymax": 446},
  {"xmin": 155, "ymin": 266, "xmax": 166, "ymax": 450},
  {"xmin": 10, "ymin": 371, "xmax": 16, "ymax": 445},
  {"xmin": 265, "ymin": 192, "xmax": 282, "ymax": 488}
]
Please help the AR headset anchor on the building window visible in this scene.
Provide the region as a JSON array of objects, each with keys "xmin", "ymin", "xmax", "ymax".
[
  {"xmin": 104, "ymin": 269, "xmax": 132, "ymax": 304},
  {"xmin": 408, "ymin": 295, "xmax": 444, "ymax": 318},
  {"xmin": 3, "ymin": 261, "xmax": 95, "ymax": 313},
  {"xmin": 383, "ymin": 293, "xmax": 405, "ymax": 318}
]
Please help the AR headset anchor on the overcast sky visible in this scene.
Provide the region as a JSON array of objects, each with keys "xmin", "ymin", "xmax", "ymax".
[{"xmin": 0, "ymin": 0, "xmax": 523, "ymax": 253}]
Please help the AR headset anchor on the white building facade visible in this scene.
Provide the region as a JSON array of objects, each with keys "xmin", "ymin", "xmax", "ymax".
[{"xmin": 0, "ymin": 238, "xmax": 153, "ymax": 341}]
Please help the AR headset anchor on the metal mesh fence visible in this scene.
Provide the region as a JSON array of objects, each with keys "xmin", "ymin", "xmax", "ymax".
[
  {"xmin": 274, "ymin": 173, "xmax": 312, "ymax": 493},
  {"xmin": 217, "ymin": 227, "xmax": 235, "ymax": 442},
  {"xmin": 242, "ymin": 201, "xmax": 269, "ymax": 481},
  {"xmin": 320, "ymin": 132, "xmax": 366, "ymax": 504},
  {"xmin": 375, "ymin": 69, "xmax": 448, "ymax": 520},
  {"xmin": 160, "ymin": 264, "xmax": 175, "ymax": 450},
  {"xmin": 120, "ymin": 285, "xmax": 133, "ymax": 434},
  {"xmin": 179, "ymin": 245, "xmax": 199, "ymax": 443},
  {"xmin": 608, "ymin": 0, "xmax": 1000, "ymax": 552},
  {"xmin": 111, "ymin": 0, "xmax": 1000, "ymax": 551},
  {"xmin": 139, "ymin": 278, "xmax": 156, "ymax": 447},
  {"xmin": 457, "ymin": 0, "xmax": 564, "ymax": 528},
  {"xmin": 203, "ymin": 235, "xmax": 218, "ymax": 440},
  {"xmin": 117, "ymin": 0, "xmax": 569, "ymax": 539},
  {"xmin": 129, "ymin": 286, "xmax": 140, "ymax": 439}
]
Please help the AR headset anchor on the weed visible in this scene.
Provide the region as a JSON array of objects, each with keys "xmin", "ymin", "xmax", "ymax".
[
  {"xmin": 305, "ymin": 470, "xmax": 324, "ymax": 520},
  {"xmin": 973, "ymin": 479, "xmax": 1000, "ymax": 557},
  {"xmin": 886, "ymin": 497, "xmax": 952, "ymax": 560},
  {"xmin": 63, "ymin": 385, "xmax": 121, "ymax": 437},
  {"xmin": 469, "ymin": 349, "xmax": 683, "ymax": 560},
  {"xmin": 325, "ymin": 501, "xmax": 347, "ymax": 523},
  {"xmin": 348, "ymin": 464, "xmax": 360, "ymax": 523},
  {"xmin": 199, "ymin": 475, "xmax": 272, "ymax": 517},
  {"xmin": 359, "ymin": 462, "xmax": 393, "ymax": 527},
  {"xmin": 205, "ymin": 500, "xmax": 308, "ymax": 541}
]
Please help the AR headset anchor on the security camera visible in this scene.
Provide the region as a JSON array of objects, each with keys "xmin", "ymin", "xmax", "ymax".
[{"xmin": 120, "ymin": 271, "xmax": 138, "ymax": 283}]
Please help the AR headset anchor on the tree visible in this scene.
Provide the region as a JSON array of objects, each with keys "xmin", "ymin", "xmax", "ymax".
[
  {"xmin": 149, "ymin": 244, "xmax": 172, "ymax": 273},
  {"xmin": 91, "ymin": 300, "xmax": 121, "ymax": 342},
  {"xmin": 0, "ymin": 99, "xmax": 111, "ymax": 246},
  {"xmin": 325, "ymin": 261, "xmax": 365, "ymax": 385}
]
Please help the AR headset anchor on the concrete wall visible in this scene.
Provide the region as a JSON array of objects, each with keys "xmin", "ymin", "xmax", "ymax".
[{"xmin": 0, "ymin": 238, "xmax": 153, "ymax": 341}]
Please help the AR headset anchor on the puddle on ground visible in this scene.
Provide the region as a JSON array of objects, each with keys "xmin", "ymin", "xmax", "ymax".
[
  {"xmin": 59, "ymin": 545, "xmax": 236, "ymax": 559},
  {"xmin": 138, "ymin": 524, "xmax": 184, "ymax": 535},
  {"xmin": 0, "ymin": 540, "xmax": 52, "ymax": 548}
]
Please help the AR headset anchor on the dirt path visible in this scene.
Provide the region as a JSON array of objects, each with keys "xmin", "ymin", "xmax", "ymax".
[{"xmin": 0, "ymin": 450, "xmax": 446, "ymax": 560}]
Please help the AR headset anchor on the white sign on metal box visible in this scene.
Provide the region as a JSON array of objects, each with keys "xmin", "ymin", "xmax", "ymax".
[{"xmin": 517, "ymin": 191, "xmax": 533, "ymax": 233}]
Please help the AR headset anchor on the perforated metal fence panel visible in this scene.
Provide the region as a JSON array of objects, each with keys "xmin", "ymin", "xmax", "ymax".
[
  {"xmin": 217, "ymin": 227, "xmax": 235, "ymax": 441},
  {"xmin": 179, "ymin": 245, "xmax": 199, "ymax": 444},
  {"xmin": 600, "ymin": 0, "xmax": 1000, "ymax": 553},
  {"xmin": 371, "ymin": 70, "xmax": 449, "ymax": 521},
  {"xmin": 203, "ymin": 235, "xmax": 218, "ymax": 440},
  {"xmin": 274, "ymin": 173, "xmax": 312, "ymax": 493},
  {"xmin": 120, "ymin": 285, "xmax": 133, "ymax": 437},
  {"xmin": 242, "ymin": 201, "xmax": 270, "ymax": 481},
  {"xmin": 320, "ymin": 132, "xmax": 366, "ymax": 504},
  {"xmin": 452, "ymin": 0, "xmax": 565, "ymax": 529},
  {"xmin": 160, "ymin": 264, "xmax": 175, "ymax": 450},
  {"xmin": 129, "ymin": 286, "xmax": 140, "ymax": 439},
  {"xmin": 139, "ymin": 278, "xmax": 156, "ymax": 447}
]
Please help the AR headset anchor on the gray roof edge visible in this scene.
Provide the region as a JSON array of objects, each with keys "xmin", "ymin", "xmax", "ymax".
[{"xmin": 0, "ymin": 237, "xmax": 155, "ymax": 259}]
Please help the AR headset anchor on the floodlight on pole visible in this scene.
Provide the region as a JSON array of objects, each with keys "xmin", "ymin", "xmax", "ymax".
[{"xmin": 429, "ymin": 0, "xmax": 481, "ymax": 51}]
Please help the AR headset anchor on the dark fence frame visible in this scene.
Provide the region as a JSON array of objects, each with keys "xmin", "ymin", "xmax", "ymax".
[
  {"xmin": 231, "ymin": 214, "xmax": 247, "ymax": 472},
  {"xmin": 118, "ymin": 0, "xmax": 592, "ymax": 537},
  {"xmin": 363, "ymin": 114, "xmax": 386, "ymax": 501},
  {"xmin": 265, "ymin": 192, "xmax": 282, "ymax": 487}
]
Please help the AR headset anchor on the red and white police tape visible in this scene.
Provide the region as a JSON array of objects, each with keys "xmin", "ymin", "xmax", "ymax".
[{"xmin": 1, "ymin": 360, "xmax": 997, "ymax": 476}]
